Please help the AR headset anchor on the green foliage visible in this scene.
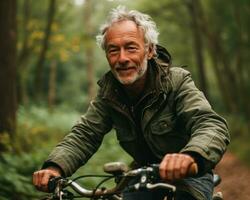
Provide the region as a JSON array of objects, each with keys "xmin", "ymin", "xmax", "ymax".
[
  {"xmin": 16, "ymin": 0, "xmax": 136, "ymax": 107},
  {"xmin": 0, "ymin": 151, "xmax": 47, "ymax": 200},
  {"xmin": 0, "ymin": 106, "xmax": 131, "ymax": 199},
  {"xmin": 0, "ymin": 132, "xmax": 12, "ymax": 152},
  {"xmin": 0, "ymin": 106, "xmax": 79, "ymax": 199},
  {"xmin": 18, "ymin": 105, "xmax": 79, "ymax": 132},
  {"xmin": 14, "ymin": 105, "xmax": 79, "ymax": 153}
]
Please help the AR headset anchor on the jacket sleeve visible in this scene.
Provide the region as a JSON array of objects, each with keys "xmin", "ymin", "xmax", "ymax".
[
  {"xmin": 171, "ymin": 68, "xmax": 230, "ymax": 172},
  {"xmin": 43, "ymin": 92, "xmax": 113, "ymax": 177}
]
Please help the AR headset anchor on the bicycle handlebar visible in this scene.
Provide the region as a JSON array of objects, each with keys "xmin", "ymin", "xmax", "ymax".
[
  {"xmin": 48, "ymin": 177, "xmax": 176, "ymax": 199},
  {"xmin": 48, "ymin": 162, "xmax": 198, "ymax": 199},
  {"xmin": 124, "ymin": 163, "xmax": 198, "ymax": 177}
]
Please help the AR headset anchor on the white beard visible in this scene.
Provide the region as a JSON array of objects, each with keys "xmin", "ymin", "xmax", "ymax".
[{"xmin": 113, "ymin": 56, "xmax": 148, "ymax": 85}]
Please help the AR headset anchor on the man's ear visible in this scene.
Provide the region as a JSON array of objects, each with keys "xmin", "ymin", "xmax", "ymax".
[{"xmin": 147, "ymin": 44, "xmax": 154, "ymax": 60}]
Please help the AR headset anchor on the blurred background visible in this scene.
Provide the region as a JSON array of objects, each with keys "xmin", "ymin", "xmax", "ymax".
[{"xmin": 0, "ymin": 0, "xmax": 249, "ymax": 199}]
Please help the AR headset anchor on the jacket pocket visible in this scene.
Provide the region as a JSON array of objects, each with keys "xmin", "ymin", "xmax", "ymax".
[
  {"xmin": 151, "ymin": 113, "xmax": 174, "ymax": 134},
  {"xmin": 150, "ymin": 114, "xmax": 188, "ymax": 153},
  {"xmin": 113, "ymin": 125, "xmax": 139, "ymax": 160}
]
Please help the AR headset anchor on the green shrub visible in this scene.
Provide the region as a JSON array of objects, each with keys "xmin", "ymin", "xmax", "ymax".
[
  {"xmin": 0, "ymin": 151, "xmax": 48, "ymax": 200},
  {"xmin": 0, "ymin": 106, "xmax": 131, "ymax": 199},
  {"xmin": 0, "ymin": 106, "xmax": 79, "ymax": 199}
]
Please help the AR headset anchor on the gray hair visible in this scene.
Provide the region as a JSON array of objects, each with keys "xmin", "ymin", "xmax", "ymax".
[{"xmin": 96, "ymin": 6, "xmax": 159, "ymax": 55}]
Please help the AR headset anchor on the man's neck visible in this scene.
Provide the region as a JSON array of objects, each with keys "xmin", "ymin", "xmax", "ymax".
[{"xmin": 123, "ymin": 71, "xmax": 147, "ymax": 104}]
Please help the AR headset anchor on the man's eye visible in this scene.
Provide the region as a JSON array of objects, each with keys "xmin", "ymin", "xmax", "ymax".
[
  {"xmin": 127, "ymin": 46, "xmax": 137, "ymax": 52},
  {"xmin": 108, "ymin": 49, "xmax": 119, "ymax": 54}
]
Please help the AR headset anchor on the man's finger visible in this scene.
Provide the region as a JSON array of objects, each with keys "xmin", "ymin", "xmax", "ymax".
[
  {"xmin": 173, "ymin": 155, "xmax": 182, "ymax": 180},
  {"xmin": 159, "ymin": 154, "xmax": 169, "ymax": 180},
  {"xmin": 40, "ymin": 171, "xmax": 52, "ymax": 192},
  {"xmin": 180, "ymin": 155, "xmax": 195, "ymax": 176},
  {"xmin": 165, "ymin": 154, "xmax": 175, "ymax": 180}
]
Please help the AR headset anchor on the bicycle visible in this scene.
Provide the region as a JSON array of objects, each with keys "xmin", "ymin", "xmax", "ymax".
[{"xmin": 44, "ymin": 162, "xmax": 223, "ymax": 200}]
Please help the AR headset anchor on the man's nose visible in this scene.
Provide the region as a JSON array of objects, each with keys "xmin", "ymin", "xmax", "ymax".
[{"xmin": 118, "ymin": 49, "xmax": 129, "ymax": 64}]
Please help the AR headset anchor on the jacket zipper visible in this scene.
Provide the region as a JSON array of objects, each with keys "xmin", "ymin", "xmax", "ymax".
[
  {"xmin": 141, "ymin": 92, "xmax": 166, "ymax": 131},
  {"xmin": 142, "ymin": 92, "xmax": 168, "ymax": 158}
]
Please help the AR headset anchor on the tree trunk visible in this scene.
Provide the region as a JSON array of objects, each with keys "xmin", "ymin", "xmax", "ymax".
[
  {"xmin": 34, "ymin": 0, "xmax": 56, "ymax": 101},
  {"xmin": 0, "ymin": 0, "xmax": 17, "ymax": 151},
  {"xmin": 48, "ymin": 60, "xmax": 57, "ymax": 112},
  {"xmin": 207, "ymin": 31, "xmax": 239, "ymax": 113},
  {"xmin": 83, "ymin": 0, "xmax": 95, "ymax": 102},
  {"xmin": 185, "ymin": 0, "xmax": 209, "ymax": 99},
  {"xmin": 18, "ymin": 0, "xmax": 31, "ymax": 66},
  {"xmin": 17, "ymin": 0, "xmax": 31, "ymax": 105},
  {"xmin": 208, "ymin": 45, "xmax": 235, "ymax": 112},
  {"xmin": 233, "ymin": 4, "xmax": 250, "ymax": 119}
]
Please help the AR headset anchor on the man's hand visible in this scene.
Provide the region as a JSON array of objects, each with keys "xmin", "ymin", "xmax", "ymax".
[
  {"xmin": 159, "ymin": 153, "xmax": 197, "ymax": 181},
  {"xmin": 32, "ymin": 166, "xmax": 62, "ymax": 192}
]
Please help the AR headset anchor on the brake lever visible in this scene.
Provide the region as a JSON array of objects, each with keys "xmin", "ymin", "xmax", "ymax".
[
  {"xmin": 48, "ymin": 177, "xmax": 69, "ymax": 200},
  {"xmin": 48, "ymin": 177, "xmax": 64, "ymax": 192},
  {"xmin": 53, "ymin": 180, "xmax": 63, "ymax": 200}
]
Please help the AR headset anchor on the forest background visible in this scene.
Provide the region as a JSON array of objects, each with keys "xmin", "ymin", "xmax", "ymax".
[{"xmin": 0, "ymin": 0, "xmax": 249, "ymax": 199}]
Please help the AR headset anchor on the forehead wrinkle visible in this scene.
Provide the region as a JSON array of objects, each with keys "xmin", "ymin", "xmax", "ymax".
[{"xmin": 104, "ymin": 20, "xmax": 145, "ymax": 47}]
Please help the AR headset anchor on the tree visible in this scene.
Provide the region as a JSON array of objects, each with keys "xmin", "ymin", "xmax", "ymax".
[
  {"xmin": 48, "ymin": 60, "xmax": 57, "ymax": 111},
  {"xmin": 17, "ymin": 0, "xmax": 31, "ymax": 105},
  {"xmin": 34, "ymin": 0, "xmax": 56, "ymax": 101},
  {"xmin": 195, "ymin": 1, "xmax": 249, "ymax": 116},
  {"xmin": 185, "ymin": 0, "xmax": 209, "ymax": 99},
  {"xmin": 83, "ymin": 0, "xmax": 96, "ymax": 101},
  {"xmin": 0, "ymin": 0, "xmax": 17, "ymax": 151}
]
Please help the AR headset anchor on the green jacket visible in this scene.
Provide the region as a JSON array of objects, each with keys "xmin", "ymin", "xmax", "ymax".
[{"xmin": 44, "ymin": 48, "xmax": 230, "ymax": 179}]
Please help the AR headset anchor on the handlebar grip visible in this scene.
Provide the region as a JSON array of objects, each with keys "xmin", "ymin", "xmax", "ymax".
[
  {"xmin": 188, "ymin": 163, "xmax": 198, "ymax": 176},
  {"xmin": 152, "ymin": 162, "xmax": 198, "ymax": 177},
  {"xmin": 48, "ymin": 178, "xmax": 56, "ymax": 193},
  {"xmin": 48, "ymin": 176, "xmax": 62, "ymax": 193}
]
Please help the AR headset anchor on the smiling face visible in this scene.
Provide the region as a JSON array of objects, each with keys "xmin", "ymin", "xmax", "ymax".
[{"xmin": 105, "ymin": 20, "xmax": 153, "ymax": 85}]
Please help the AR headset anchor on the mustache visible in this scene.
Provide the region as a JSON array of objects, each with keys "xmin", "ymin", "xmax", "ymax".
[{"xmin": 114, "ymin": 63, "xmax": 136, "ymax": 70}]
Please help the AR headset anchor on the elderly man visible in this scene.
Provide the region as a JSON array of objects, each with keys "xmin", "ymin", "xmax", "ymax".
[{"xmin": 33, "ymin": 6, "xmax": 230, "ymax": 200}]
